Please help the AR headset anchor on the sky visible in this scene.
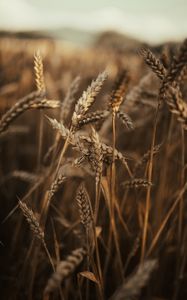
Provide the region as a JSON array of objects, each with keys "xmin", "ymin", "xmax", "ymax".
[{"xmin": 0, "ymin": 0, "xmax": 187, "ymax": 44}]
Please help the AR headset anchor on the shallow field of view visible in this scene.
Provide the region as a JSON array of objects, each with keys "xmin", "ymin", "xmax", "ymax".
[{"xmin": 0, "ymin": 30, "xmax": 187, "ymax": 300}]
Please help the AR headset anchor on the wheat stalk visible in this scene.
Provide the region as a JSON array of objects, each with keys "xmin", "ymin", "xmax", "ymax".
[
  {"xmin": 18, "ymin": 200, "xmax": 44, "ymax": 241},
  {"xmin": 31, "ymin": 100, "xmax": 61, "ymax": 109},
  {"xmin": 10, "ymin": 170, "xmax": 39, "ymax": 183},
  {"xmin": 166, "ymin": 86, "xmax": 187, "ymax": 129},
  {"xmin": 89, "ymin": 127, "xmax": 103, "ymax": 185},
  {"xmin": 48, "ymin": 174, "xmax": 66, "ymax": 201},
  {"xmin": 141, "ymin": 43, "xmax": 187, "ymax": 130},
  {"xmin": 46, "ymin": 116, "xmax": 72, "ymax": 140},
  {"xmin": 44, "ymin": 247, "xmax": 86, "ymax": 294},
  {"xmin": 109, "ymin": 70, "xmax": 129, "ymax": 112},
  {"xmin": 71, "ymin": 71, "xmax": 107, "ymax": 129},
  {"xmin": 124, "ymin": 73, "xmax": 154, "ymax": 109},
  {"xmin": 77, "ymin": 110, "xmax": 109, "ymax": 128},
  {"xmin": 166, "ymin": 38, "xmax": 187, "ymax": 84},
  {"xmin": 34, "ymin": 51, "xmax": 46, "ymax": 92},
  {"xmin": 79, "ymin": 135, "xmax": 129, "ymax": 167},
  {"xmin": 135, "ymin": 143, "xmax": 162, "ymax": 171},
  {"xmin": 76, "ymin": 183, "xmax": 93, "ymax": 229},
  {"xmin": 0, "ymin": 90, "xmax": 45, "ymax": 134},
  {"xmin": 122, "ymin": 178, "xmax": 152, "ymax": 189},
  {"xmin": 61, "ymin": 76, "xmax": 81, "ymax": 120},
  {"xmin": 116, "ymin": 111, "xmax": 134, "ymax": 130},
  {"xmin": 18, "ymin": 200, "xmax": 55, "ymax": 271},
  {"xmin": 110, "ymin": 259, "xmax": 157, "ymax": 300},
  {"xmin": 140, "ymin": 48, "xmax": 166, "ymax": 80},
  {"xmin": 47, "ymin": 117, "xmax": 130, "ymax": 171}
]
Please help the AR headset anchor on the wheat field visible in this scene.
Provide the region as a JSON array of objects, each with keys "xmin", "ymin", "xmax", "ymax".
[{"xmin": 0, "ymin": 34, "xmax": 187, "ymax": 300}]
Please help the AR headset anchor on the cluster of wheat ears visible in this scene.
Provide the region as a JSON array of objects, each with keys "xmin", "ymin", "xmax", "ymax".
[{"xmin": 0, "ymin": 37, "xmax": 187, "ymax": 300}]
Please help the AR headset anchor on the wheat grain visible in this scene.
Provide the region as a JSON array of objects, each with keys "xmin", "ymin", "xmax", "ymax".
[
  {"xmin": 18, "ymin": 200, "xmax": 44, "ymax": 242},
  {"xmin": 122, "ymin": 179, "xmax": 152, "ymax": 188},
  {"xmin": 109, "ymin": 70, "xmax": 129, "ymax": 112},
  {"xmin": 46, "ymin": 116, "xmax": 72, "ymax": 140},
  {"xmin": 34, "ymin": 50, "xmax": 46, "ymax": 92},
  {"xmin": 89, "ymin": 127, "xmax": 103, "ymax": 184},
  {"xmin": 61, "ymin": 76, "xmax": 81, "ymax": 120},
  {"xmin": 125, "ymin": 73, "xmax": 154, "ymax": 108},
  {"xmin": 0, "ymin": 90, "xmax": 45, "ymax": 134},
  {"xmin": 44, "ymin": 247, "xmax": 86, "ymax": 294},
  {"xmin": 76, "ymin": 183, "xmax": 93, "ymax": 229},
  {"xmin": 140, "ymin": 48, "xmax": 166, "ymax": 80},
  {"xmin": 166, "ymin": 86, "xmax": 187, "ymax": 129},
  {"xmin": 71, "ymin": 71, "xmax": 107, "ymax": 129},
  {"xmin": 116, "ymin": 111, "xmax": 134, "ymax": 130},
  {"xmin": 110, "ymin": 259, "xmax": 157, "ymax": 300},
  {"xmin": 48, "ymin": 174, "xmax": 66, "ymax": 201},
  {"xmin": 11, "ymin": 170, "xmax": 39, "ymax": 183},
  {"xmin": 135, "ymin": 143, "xmax": 162, "ymax": 171},
  {"xmin": 77, "ymin": 110, "xmax": 109, "ymax": 128},
  {"xmin": 31, "ymin": 99, "xmax": 61, "ymax": 109},
  {"xmin": 167, "ymin": 39, "xmax": 187, "ymax": 84}
]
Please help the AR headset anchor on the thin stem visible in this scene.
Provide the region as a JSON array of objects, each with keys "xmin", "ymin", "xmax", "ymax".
[
  {"xmin": 110, "ymin": 111, "xmax": 124, "ymax": 279},
  {"xmin": 37, "ymin": 110, "xmax": 44, "ymax": 170},
  {"xmin": 92, "ymin": 225, "xmax": 104, "ymax": 300},
  {"xmin": 43, "ymin": 241, "xmax": 55, "ymax": 272},
  {"xmin": 94, "ymin": 179, "xmax": 101, "ymax": 223},
  {"xmin": 55, "ymin": 129, "xmax": 71, "ymax": 177},
  {"xmin": 146, "ymin": 182, "xmax": 187, "ymax": 256},
  {"xmin": 141, "ymin": 101, "xmax": 160, "ymax": 262},
  {"xmin": 178, "ymin": 127, "xmax": 185, "ymax": 244}
]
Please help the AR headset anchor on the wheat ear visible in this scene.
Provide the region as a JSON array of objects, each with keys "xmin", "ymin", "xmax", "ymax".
[
  {"xmin": 18, "ymin": 200, "xmax": 55, "ymax": 271},
  {"xmin": 109, "ymin": 70, "xmax": 129, "ymax": 112},
  {"xmin": 34, "ymin": 50, "xmax": 46, "ymax": 92},
  {"xmin": 166, "ymin": 86, "xmax": 187, "ymax": 129},
  {"xmin": 71, "ymin": 71, "xmax": 107, "ymax": 129},
  {"xmin": 44, "ymin": 247, "xmax": 86, "ymax": 294},
  {"xmin": 76, "ymin": 183, "xmax": 93, "ymax": 230},
  {"xmin": 140, "ymin": 48, "xmax": 166, "ymax": 80},
  {"xmin": 77, "ymin": 110, "xmax": 109, "ymax": 128},
  {"xmin": 0, "ymin": 90, "xmax": 45, "ymax": 134},
  {"xmin": 116, "ymin": 111, "xmax": 134, "ymax": 130},
  {"xmin": 48, "ymin": 174, "xmax": 66, "ymax": 201},
  {"xmin": 109, "ymin": 259, "xmax": 157, "ymax": 300},
  {"xmin": 122, "ymin": 178, "xmax": 152, "ymax": 188},
  {"xmin": 61, "ymin": 76, "xmax": 81, "ymax": 120}
]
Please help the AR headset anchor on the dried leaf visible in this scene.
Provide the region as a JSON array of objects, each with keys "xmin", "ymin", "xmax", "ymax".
[{"xmin": 79, "ymin": 271, "xmax": 98, "ymax": 284}]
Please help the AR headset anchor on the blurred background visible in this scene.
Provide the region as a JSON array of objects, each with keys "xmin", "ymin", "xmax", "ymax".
[
  {"xmin": 0, "ymin": 0, "xmax": 187, "ymax": 45},
  {"xmin": 1, "ymin": 2, "xmax": 187, "ymax": 300}
]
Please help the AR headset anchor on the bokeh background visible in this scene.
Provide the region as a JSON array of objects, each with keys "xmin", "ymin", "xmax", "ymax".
[{"xmin": 1, "ymin": 0, "xmax": 187, "ymax": 44}]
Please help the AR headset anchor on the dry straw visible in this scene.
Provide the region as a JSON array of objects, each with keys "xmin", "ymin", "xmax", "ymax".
[{"xmin": 89, "ymin": 127, "xmax": 103, "ymax": 184}]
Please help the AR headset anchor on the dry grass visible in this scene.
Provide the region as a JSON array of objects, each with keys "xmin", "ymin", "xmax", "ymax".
[{"xmin": 0, "ymin": 34, "xmax": 187, "ymax": 300}]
